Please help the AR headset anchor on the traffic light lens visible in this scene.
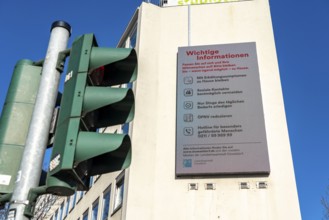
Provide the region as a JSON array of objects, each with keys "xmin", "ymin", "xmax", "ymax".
[{"xmin": 89, "ymin": 66, "xmax": 105, "ymax": 86}]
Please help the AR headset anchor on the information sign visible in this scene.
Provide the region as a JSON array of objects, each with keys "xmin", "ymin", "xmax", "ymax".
[
  {"xmin": 176, "ymin": 42, "xmax": 270, "ymax": 176},
  {"xmin": 162, "ymin": 0, "xmax": 247, "ymax": 7}
]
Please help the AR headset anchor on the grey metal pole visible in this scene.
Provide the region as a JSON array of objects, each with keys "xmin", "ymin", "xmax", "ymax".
[{"xmin": 8, "ymin": 21, "xmax": 71, "ymax": 220}]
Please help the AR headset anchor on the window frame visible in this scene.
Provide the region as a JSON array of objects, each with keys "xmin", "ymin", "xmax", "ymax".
[
  {"xmin": 101, "ymin": 185, "xmax": 112, "ymax": 220},
  {"xmin": 112, "ymin": 171, "xmax": 125, "ymax": 215},
  {"xmin": 91, "ymin": 197, "xmax": 99, "ymax": 220},
  {"xmin": 82, "ymin": 208, "xmax": 89, "ymax": 220}
]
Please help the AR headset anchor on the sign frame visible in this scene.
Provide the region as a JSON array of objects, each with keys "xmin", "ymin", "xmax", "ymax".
[{"xmin": 175, "ymin": 42, "xmax": 270, "ymax": 177}]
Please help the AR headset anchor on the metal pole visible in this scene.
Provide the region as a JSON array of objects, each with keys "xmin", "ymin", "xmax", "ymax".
[{"xmin": 8, "ymin": 21, "xmax": 71, "ymax": 220}]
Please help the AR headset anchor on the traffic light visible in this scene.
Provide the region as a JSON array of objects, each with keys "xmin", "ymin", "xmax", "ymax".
[
  {"xmin": 46, "ymin": 34, "xmax": 137, "ymax": 196},
  {"xmin": 0, "ymin": 60, "xmax": 42, "ymax": 194}
]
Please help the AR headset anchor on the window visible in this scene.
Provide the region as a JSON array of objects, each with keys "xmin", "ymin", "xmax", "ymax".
[
  {"xmin": 92, "ymin": 198, "xmax": 99, "ymax": 220},
  {"xmin": 58, "ymin": 203, "xmax": 64, "ymax": 220},
  {"xmin": 53, "ymin": 210, "xmax": 58, "ymax": 220},
  {"xmin": 64, "ymin": 196, "xmax": 70, "ymax": 217},
  {"xmin": 102, "ymin": 186, "xmax": 111, "ymax": 220},
  {"xmin": 88, "ymin": 175, "xmax": 100, "ymax": 187},
  {"xmin": 82, "ymin": 209, "xmax": 89, "ymax": 220},
  {"xmin": 89, "ymin": 176, "xmax": 94, "ymax": 187},
  {"xmin": 113, "ymin": 173, "xmax": 125, "ymax": 213},
  {"xmin": 69, "ymin": 193, "xmax": 77, "ymax": 211},
  {"xmin": 94, "ymin": 175, "xmax": 100, "ymax": 182},
  {"xmin": 76, "ymin": 190, "xmax": 84, "ymax": 203},
  {"xmin": 129, "ymin": 25, "xmax": 137, "ymax": 48}
]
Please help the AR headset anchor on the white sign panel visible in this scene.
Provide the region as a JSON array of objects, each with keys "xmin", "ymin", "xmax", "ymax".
[
  {"xmin": 0, "ymin": 174, "xmax": 11, "ymax": 186},
  {"xmin": 176, "ymin": 42, "xmax": 270, "ymax": 176}
]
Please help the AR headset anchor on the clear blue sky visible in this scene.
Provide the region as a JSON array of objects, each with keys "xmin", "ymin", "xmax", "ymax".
[{"xmin": 0, "ymin": 0, "xmax": 328, "ymax": 219}]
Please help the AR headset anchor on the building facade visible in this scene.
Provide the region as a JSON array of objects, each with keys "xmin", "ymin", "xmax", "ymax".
[{"xmin": 41, "ymin": 1, "xmax": 301, "ymax": 219}]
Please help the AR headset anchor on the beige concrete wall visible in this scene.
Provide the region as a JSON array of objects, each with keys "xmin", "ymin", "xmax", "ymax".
[{"xmin": 125, "ymin": 1, "xmax": 300, "ymax": 220}]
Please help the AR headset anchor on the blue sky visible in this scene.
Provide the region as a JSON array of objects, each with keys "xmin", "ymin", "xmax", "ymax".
[{"xmin": 0, "ymin": 0, "xmax": 328, "ymax": 219}]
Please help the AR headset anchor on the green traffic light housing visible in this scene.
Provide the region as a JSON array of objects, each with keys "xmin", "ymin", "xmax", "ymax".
[
  {"xmin": 0, "ymin": 60, "xmax": 42, "ymax": 195},
  {"xmin": 47, "ymin": 34, "xmax": 137, "ymax": 196},
  {"xmin": 89, "ymin": 47, "xmax": 137, "ymax": 86}
]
